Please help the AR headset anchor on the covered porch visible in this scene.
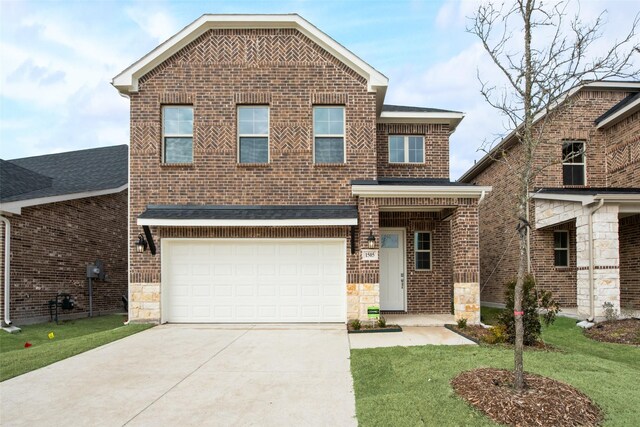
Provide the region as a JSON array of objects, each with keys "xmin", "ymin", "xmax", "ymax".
[
  {"xmin": 351, "ymin": 178, "xmax": 491, "ymax": 324},
  {"xmin": 533, "ymin": 188, "xmax": 640, "ymax": 320}
]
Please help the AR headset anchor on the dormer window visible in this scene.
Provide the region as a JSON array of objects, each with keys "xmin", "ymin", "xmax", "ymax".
[
  {"xmin": 313, "ymin": 106, "xmax": 345, "ymax": 164},
  {"xmin": 562, "ymin": 141, "xmax": 585, "ymax": 186},
  {"xmin": 389, "ymin": 135, "xmax": 424, "ymax": 164},
  {"xmin": 162, "ymin": 106, "xmax": 193, "ymax": 164}
]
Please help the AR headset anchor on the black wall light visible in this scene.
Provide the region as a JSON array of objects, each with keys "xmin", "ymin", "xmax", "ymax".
[
  {"xmin": 367, "ymin": 229, "xmax": 376, "ymax": 249},
  {"xmin": 135, "ymin": 234, "xmax": 148, "ymax": 253}
]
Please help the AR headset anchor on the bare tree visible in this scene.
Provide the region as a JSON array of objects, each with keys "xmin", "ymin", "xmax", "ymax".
[{"xmin": 469, "ymin": 0, "xmax": 639, "ymax": 391}]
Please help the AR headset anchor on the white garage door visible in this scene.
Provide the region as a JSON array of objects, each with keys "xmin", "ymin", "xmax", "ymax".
[{"xmin": 163, "ymin": 239, "xmax": 346, "ymax": 323}]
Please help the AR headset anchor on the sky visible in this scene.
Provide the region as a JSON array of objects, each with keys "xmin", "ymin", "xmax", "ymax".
[{"xmin": 1, "ymin": 0, "xmax": 638, "ymax": 179}]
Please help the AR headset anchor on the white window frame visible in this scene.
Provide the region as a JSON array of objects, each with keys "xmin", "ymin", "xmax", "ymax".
[
  {"xmin": 162, "ymin": 105, "xmax": 194, "ymax": 164},
  {"xmin": 562, "ymin": 140, "xmax": 586, "ymax": 186},
  {"xmin": 554, "ymin": 230, "xmax": 570, "ymax": 267},
  {"xmin": 313, "ymin": 106, "xmax": 346, "ymax": 164},
  {"xmin": 237, "ymin": 105, "xmax": 270, "ymax": 164},
  {"xmin": 388, "ymin": 135, "xmax": 425, "ymax": 164},
  {"xmin": 414, "ymin": 231, "xmax": 432, "ymax": 271}
]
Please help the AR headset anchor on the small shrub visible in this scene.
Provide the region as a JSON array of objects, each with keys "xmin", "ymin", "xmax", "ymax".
[
  {"xmin": 377, "ymin": 316, "xmax": 387, "ymax": 328},
  {"xmin": 602, "ymin": 302, "xmax": 619, "ymax": 322},
  {"xmin": 483, "ymin": 324, "xmax": 507, "ymax": 344},
  {"xmin": 350, "ymin": 319, "xmax": 361, "ymax": 330},
  {"xmin": 456, "ymin": 318, "xmax": 468, "ymax": 329},
  {"xmin": 497, "ymin": 274, "xmax": 560, "ymax": 345},
  {"xmin": 621, "ymin": 302, "xmax": 635, "ymax": 319}
]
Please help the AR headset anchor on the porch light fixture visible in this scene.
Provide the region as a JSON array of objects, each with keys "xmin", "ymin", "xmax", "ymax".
[
  {"xmin": 135, "ymin": 234, "xmax": 148, "ymax": 253},
  {"xmin": 367, "ymin": 229, "xmax": 376, "ymax": 249}
]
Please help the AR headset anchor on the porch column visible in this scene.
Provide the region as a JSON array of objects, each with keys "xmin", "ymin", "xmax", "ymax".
[
  {"xmin": 347, "ymin": 197, "xmax": 380, "ymax": 321},
  {"xmin": 576, "ymin": 204, "xmax": 620, "ymax": 320},
  {"xmin": 451, "ymin": 205, "xmax": 481, "ymax": 324}
]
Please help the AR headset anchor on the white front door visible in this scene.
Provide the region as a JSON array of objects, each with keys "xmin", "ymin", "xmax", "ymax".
[{"xmin": 379, "ymin": 229, "xmax": 405, "ymax": 311}]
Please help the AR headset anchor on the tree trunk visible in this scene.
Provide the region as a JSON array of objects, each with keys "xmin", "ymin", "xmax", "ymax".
[{"xmin": 514, "ymin": 200, "xmax": 528, "ymax": 391}]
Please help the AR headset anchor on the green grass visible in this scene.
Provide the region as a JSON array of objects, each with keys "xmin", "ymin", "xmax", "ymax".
[
  {"xmin": 351, "ymin": 313, "xmax": 640, "ymax": 426},
  {"xmin": 0, "ymin": 315, "xmax": 152, "ymax": 382}
]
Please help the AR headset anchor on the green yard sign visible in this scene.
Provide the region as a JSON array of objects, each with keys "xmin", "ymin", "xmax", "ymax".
[{"xmin": 367, "ymin": 306, "xmax": 380, "ymax": 319}]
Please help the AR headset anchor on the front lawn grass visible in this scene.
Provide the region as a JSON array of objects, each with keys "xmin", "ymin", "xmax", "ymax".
[
  {"xmin": 0, "ymin": 314, "xmax": 152, "ymax": 382},
  {"xmin": 351, "ymin": 311, "xmax": 640, "ymax": 426}
]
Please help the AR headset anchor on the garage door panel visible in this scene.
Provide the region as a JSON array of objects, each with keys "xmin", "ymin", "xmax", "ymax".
[{"xmin": 164, "ymin": 240, "xmax": 345, "ymax": 323}]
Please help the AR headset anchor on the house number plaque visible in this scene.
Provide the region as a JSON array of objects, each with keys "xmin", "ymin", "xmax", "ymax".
[{"xmin": 361, "ymin": 249, "xmax": 379, "ymax": 261}]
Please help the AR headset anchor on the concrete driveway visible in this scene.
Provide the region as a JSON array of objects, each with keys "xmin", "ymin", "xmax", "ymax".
[{"xmin": 0, "ymin": 324, "xmax": 356, "ymax": 426}]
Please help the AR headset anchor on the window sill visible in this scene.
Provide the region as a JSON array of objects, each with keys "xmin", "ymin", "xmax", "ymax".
[
  {"xmin": 388, "ymin": 163, "xmax": 426, "ymax": 166},
  {"xmin": 237, "ymin": 163, "xmax": 271, "ymax": 168},
  {"xmin": 160, "ymin": 163, "xmax": 194, "ymax": 168},
  {"xmin": 313, "ymin": 163, "xmax": 347, "ymax": 167}
]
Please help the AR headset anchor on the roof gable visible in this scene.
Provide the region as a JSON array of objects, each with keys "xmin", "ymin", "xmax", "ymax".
[{"xmin": 113, "ymin": 14, "xmax": 388, "ymax": 95}]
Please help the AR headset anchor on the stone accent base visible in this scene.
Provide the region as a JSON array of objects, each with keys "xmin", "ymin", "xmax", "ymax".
[
  {"xmin": 454, "ymin": 282, "xmax": 480, "ymax": 324},
  {"xmin": 347, "ymin": 283, "xmax": 379, "ymax": 320},
  {"xmin": 577, "ymin": 268, "xmax": 621, "ymax": 320},
  {"xmin": 129, "ymin": 283, "xmax": 161, "ymax": 323}
]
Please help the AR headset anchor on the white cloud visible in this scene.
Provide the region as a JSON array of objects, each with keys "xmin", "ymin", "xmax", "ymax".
[{"xmin": 125, "ymin": 8, "xmax": 180, "ymax": 44}]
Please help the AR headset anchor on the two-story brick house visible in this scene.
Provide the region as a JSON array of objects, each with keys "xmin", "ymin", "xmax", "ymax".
[
  {"xmin": 460, "ymin": 81, "xmax": 640, "ymax": 320},
  {"xmin": 113, "ymin": 14, "xmax": 490, "ymax": 324}
]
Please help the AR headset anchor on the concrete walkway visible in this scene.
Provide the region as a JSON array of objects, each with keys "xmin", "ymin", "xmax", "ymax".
[
  {"xmin": 349, "ymin": 326, "xmax": 476, "ymax": 349},
  {"xmin": 0, "ymin": 324, "xmax": 356, "ymax": 427}
]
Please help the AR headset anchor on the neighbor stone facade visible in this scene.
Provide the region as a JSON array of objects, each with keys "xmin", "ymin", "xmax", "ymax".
[
  {"xmin": 0, "ymin": 191, "xmax": 128, "ymax": 323},
  {"xmin": 461, "ymin": 85, "xmax": 640, "ymax": 318}
]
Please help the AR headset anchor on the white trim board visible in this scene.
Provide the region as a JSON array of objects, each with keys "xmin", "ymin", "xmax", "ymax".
[
  {"xmin": 0, "ymin": 184, "xmax": 129, "ymax": 215},
  {"xmin": 596, "ymin": 96, "xmax": 640, "ymax": 129},
  {"xmin": 352, "ymin": 185, "xmax": 492, "ymax": 198},
  {"xmin": 113, "ymin": 14, "xmax": 388, "ymax": 95},
  {"xmin": 138, "ymin": 217, "xmax": 358, "ymax": 227}
]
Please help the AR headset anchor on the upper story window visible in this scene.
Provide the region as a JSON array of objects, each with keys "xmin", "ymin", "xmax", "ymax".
[
  {"xmin": 554, "ymin": 230, "xmax": 569, "ymax": 267},
  {"xmin": 389, "ymin": 135, "xmax": 424, "ymax": 163},
  {"xmin": 238, "ymin": 106, "xmax": 269, "ymax": 164},
  {"xmin": 313, "ymin": 106, "xmax": 345, "ymax": 164},
  {"xmin": 415, "ymin": 231, "xmax": 432, "ymax": 271},
  {"xmin": 163, "ymin": 106, "xmax": 193, "ymax": 164},
  {"xmin": 562, "ymin": 141, "xmax": 585, "ymax": 186}
]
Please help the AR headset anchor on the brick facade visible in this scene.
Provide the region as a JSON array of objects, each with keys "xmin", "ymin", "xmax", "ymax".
[
  {"xmin": 126, "ymin": 24, "xmax": 481, "ymax": 323},
  {"xmin": 0, "ymin": 191, "xmax": 128, "ymax": 323},
  {"xmin": 464, "ymin": 87, "xmax": 640, "ymax": 312},
  {"xmin": 620, "ymin": 214, "xmax": 640, "ymax": 310}
]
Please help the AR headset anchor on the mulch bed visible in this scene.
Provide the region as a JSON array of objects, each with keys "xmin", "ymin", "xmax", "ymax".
[
  {"xmin": 452, "ymin": 368, "xmax": 602, "ymax": 427},
  {"xmin": 584, "ymin": 318, "xmax": 640, "ymax": 345},
  {"xmin": 347, "ymin": 324, "xmax": 402, "ymax": 333},
  {"xmin": 448, "ymin": 325, "xmax": 555, "ymax": 351}
]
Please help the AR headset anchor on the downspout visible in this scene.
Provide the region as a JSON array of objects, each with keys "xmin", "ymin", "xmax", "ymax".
[
  {"xmin": 1, "ymin": 215, "xmax": 12, "ymax": 326},
  {"xmin": 479, "ymin": 190, "xmax": 486, "ymax": 204},
  {"xmin": 588, "ymin": 198, "xmax": 605, "ymax": 320}
]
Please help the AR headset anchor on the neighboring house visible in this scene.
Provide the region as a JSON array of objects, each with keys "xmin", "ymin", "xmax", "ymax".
[
  {"xmin": 459, "ymin": 81, "xmax": 640, "ymax": 320},
  {"xmin": 112, "ymin": 14, "xmax": 490, "ymax": 324},
  {"xmin": 0, "ymin": 145, "xmax": 129, "ymax": 325}
]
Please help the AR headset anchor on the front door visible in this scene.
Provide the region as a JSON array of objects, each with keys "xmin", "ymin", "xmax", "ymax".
[{"xmin": 379, "ymin": 229, "xmax": 405, "ymax": 311}]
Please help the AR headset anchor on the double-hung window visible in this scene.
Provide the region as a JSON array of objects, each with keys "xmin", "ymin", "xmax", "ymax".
[
  {"xmin": 562, "ymin": 141, "xmax": 585, "ymax": 185},
  {"xmin": 415, "ymin": 232, "xmax": 432, "ymax": 271},
  {"xmin": 389, "ymin": 135, "xmax": 424, "ymax": 163},
  {"xmin": 163, "ymin": 106, "xmax": 193, "ymax": 164},
  {"xmin": 238, "ymin": 106, "xmax": 269, "ymax": 164},
  {"xmin": 554, "ymin": 231, "xmax": 569, "ymax": 267},
  {"xmin": 313, "ymin": 106, "xmax": 345, "ymax": 164}
]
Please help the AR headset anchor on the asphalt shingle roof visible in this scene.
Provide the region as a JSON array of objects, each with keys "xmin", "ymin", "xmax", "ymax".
[
  {"xmin": 535, "ymin": 187, "xmax": 640, "ymax": 196},
  {"xmin": 139, "ymin": 205, "xmax": 358, "ymax": 221},
  {"xmin": 382, "ymin": 104, "xmax": 462, "ymax": 114},
  {"xmin": 0, "ymin": 145, "xmax": 128, "ymax": 203},
  {"xmin": 351, "ymin": 177, "xmax": 474, "ymax": 186},
  {"xmin": 594, "ymin": 92, "xmax": 640, "ymax": 124}
]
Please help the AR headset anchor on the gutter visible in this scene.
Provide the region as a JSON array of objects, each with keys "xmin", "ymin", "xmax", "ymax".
[
  {"xmin": 588, "ymin": 199, "xmax": 605, "ymax": 320},
  {"xmin": 1, "ymin": 215, "xmax": 20, "ymax": 333}
]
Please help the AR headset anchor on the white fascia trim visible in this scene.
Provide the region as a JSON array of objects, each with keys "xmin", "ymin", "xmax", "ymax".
[
  {"xmin": 0, "ymin": 184, "xmax": 128, "ymax": 215},
  {"xmin": 594, "ymin": 194, "xmax": 640, "ymax": 203},
  {"xmin": 113, "ymin": 14, "xmax": 388, "ymax": 94},
  {"xmin": 530, "ymin": 192, "xmax": 593, "ymax": 204},
  {"xmin": 351, "ymin": 185, "xmax": 492, "ymax": 198},
  {"xmin": 596, "ymin": 97, "xmax": 640, "ymax": 129},
  {"xmin": 379, "ymin": 111, "xmax": 464, "ymax": 120},
  {"xmin": 137, "ymin": 218, "xmax": 358, "ymax": 227}
]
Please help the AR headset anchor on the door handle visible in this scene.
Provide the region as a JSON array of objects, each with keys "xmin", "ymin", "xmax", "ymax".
[{"xmin": 400, "ymin": 273, "xmax": 404, "ymax": 289}]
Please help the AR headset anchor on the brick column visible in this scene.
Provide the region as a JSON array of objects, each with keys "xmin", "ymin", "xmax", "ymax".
[
  {"xmin": 451, "ymin": 204, "xmax": 481, "ymax": 324},
  {"xmin": 576, "ymin": 204, "xmax": 620, "ymax": 320},
  {"xmin": 347, "ymin": 197, "xmax": 380, "ymax": 320}
]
